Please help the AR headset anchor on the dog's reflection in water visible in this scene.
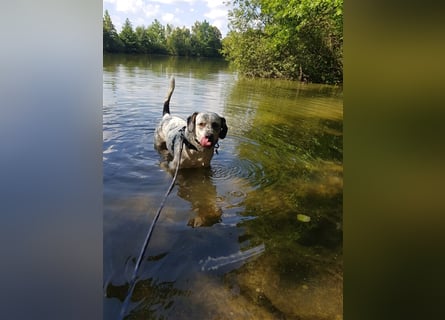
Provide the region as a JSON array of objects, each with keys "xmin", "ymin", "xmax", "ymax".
[{"xmin": 174, "ymin": 167, "xmax": 222, "ymax": 228}]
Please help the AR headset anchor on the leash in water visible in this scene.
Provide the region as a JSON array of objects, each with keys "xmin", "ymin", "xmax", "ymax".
[{"xmin": 119, "ymin": 135, "xmax": 184, "ymax": 320}]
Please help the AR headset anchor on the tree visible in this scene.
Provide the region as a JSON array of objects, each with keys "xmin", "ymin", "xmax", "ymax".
[
  {"xmin": 191, "ymin": 20, "xmax": 222, "ymax": 57},
  {"xmin": 119, "ymin": 18, "xmax": 139, "ymax": 53},
  {"xmin": 146, "ymin": 19, "xmax": 168, "ymax": 54},
  {"xmin": 222, "ymin": 0, "xmax": 343, "ymax": 83},
  {"xmin": 103, "ymin": 10, "xmax": 123, "ymax": 53},
  {"xmin": 135, "ymin": 25, "xmax": 151, "ymax": 53},
  {"xmin": 167, "ymin": 27, "xmax": 192, "ymax": 56},
  {"xmin": 261, "ymin": 0, "xmax": 343, "ymax": 83},
  {"xmin": 103, "ymin": 16, "xmax": 224, "ymax": 59}
]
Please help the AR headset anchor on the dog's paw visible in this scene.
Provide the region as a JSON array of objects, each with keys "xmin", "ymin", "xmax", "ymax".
[{"xmin": 187, "ymin": 217, "xmax": 204, "ymax": 228}]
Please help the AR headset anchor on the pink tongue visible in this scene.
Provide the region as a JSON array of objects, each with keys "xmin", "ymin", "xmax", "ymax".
[{"xmin": 200, "ymin": 136, "xmax": 212, "ymax": 148}]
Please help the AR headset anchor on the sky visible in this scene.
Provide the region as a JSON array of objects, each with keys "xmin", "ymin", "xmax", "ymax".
[{"xmin": 103, "ymin": 0, "xmax": 232, "ymax": 37}]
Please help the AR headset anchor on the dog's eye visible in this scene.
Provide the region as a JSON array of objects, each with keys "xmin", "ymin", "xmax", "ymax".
[
  {"xmin": 198, "ymin": 122, "xmax": 206, "ymax": 127},
  {"xmin": 211, "ymin": 122, "xmax": 220, "ymax": 130}
]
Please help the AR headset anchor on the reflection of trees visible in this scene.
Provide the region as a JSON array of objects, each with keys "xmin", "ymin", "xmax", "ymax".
[
  {"xmin": 106, "ymin": 278, "xmax": 189, "ymax": 319},
  {"xmin": 232, "ymin": 81, "xmax": 343, "ymax": 250},
  {"xmin": 223, "ymin": 77, "xmax": 343, "ymax": 233},
  {"xmin": 222, "ymin": 78, "xmax": 343, "ymax": 318},
  {"xmin": 103, "ymin": 54, "xmax": 229, "ymax": 80}
]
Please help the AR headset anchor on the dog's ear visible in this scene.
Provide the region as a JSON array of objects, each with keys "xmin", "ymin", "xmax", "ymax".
[
  {"xmin": 187, "ymin": 112, "xmax": 198, "ymax": 133},
  {"xmin": 219, "ymin": 117, "xmax": 228, "ymax": 139}
]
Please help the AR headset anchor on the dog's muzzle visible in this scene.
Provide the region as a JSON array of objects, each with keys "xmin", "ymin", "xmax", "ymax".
[{"xmin": 199, "ymin": 134, "xmax": 214, "ymax": 148}]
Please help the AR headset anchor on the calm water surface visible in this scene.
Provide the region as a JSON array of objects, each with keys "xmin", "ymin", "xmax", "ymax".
[{"xmin": 103, "ymin": 54, "xmax": 343, "ymax": 319}]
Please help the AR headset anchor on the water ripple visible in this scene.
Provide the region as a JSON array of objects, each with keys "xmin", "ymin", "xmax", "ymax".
[{"xmin": 212, "ymin": 158, "xmax": 265, "ymax": 184}]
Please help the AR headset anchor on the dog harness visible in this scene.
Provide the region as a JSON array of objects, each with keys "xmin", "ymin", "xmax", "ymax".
[{"xmin": 174, "ymin": 126, "xmax": 198, "ymax": 151}]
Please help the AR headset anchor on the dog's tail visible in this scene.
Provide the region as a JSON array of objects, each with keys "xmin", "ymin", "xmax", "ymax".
[{"xmin": 163, "ymin": 76, "xmax": 175, "ymax": 115}]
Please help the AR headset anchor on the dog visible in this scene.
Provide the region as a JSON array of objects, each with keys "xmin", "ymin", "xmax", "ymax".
[{"xmin": 154, "ymin": 77, "xmax": 228, "ymax": 170}]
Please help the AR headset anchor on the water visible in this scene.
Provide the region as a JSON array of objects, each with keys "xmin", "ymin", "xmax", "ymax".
[{"xmin": 103, "ymin": 54, "xmax": 343, "ymax": 319}]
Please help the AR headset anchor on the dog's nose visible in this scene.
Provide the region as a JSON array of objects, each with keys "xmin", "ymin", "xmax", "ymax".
[{"xmin": 206, "ymin": 134, "xmax": 215, "ymax": 141}]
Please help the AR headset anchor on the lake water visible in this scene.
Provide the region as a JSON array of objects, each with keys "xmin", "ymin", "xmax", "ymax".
[{"xmin": 103, "ymin": 54, "xmax": 343, "ymax": 319}]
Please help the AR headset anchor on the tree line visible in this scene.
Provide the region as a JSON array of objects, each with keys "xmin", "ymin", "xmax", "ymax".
[
  {"xmin": 104, "ymin": 0, "xmax": 343, "ymax": 84},
  {"xmin": 103, "ymin": 10, "xmax": 222, "ymax": 58}
]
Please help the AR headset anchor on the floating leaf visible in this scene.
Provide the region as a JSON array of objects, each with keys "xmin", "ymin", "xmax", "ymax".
[{"xmin": 297, "ymin": 214, "xmax": 311, "ymax": 222}]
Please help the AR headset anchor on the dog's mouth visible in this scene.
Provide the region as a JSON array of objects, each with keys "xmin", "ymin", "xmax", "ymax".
[{"xmin": 199, "ymin": 136, "xmax": 214, "ymax": 148}]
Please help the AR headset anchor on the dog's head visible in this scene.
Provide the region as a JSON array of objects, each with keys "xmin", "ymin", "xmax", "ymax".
[{"xmin": 187, "ymin": 112, "xmax": 228, "ymax": 149}]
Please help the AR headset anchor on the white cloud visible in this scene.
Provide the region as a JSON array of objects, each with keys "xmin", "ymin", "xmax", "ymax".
[
  {"xmin": 142, "ymin": 4, "xmax": 161, "ymax": 18},
  {"xmin": 114, "ymin": 0, "xmax": 144, "ymax": 14},
  {"xmin": 162, "ymin": 13, "xmax": 175, "ymax": 23},
  {"xmin": 204, "ymin": 8, "xmax": 227, "ymax": 20},
  {"xmin": 211, "ymin": 18, "xmax": 226, "ymax": 32},
  {"xmin": 203, "ymin": 0, "xmax": 228, "ymax": 21},
  {"xmin": 110, "ymin": 0, "xmax": 162, "ymax": 17},
  {"xmin": 147, "ymin": 0, "xmax": 197, "ymax": 4},
  {"xmin": 204, "ymin": 0, "xmax": 223, "ymax": 8}
]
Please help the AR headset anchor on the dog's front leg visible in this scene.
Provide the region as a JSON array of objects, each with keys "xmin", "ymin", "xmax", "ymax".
[
  {"xmin": 168, "ymin": 143, "xmax": 182, "ymax": 171},
  {"xmin": 169, "ymin": 158, "xmax": 179, "ymax": 171}
]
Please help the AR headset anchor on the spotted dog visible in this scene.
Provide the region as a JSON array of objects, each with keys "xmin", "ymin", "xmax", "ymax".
[{"xmin": 154, "ymin": 77, "xmax": 228, "ymax": 170}]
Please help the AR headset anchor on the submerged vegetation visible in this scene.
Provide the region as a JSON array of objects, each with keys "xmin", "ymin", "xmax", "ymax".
[
  {"xmin": 103, "ymin": 0, "xmax": 342, "ymax": 83},
  {"xmin": 223, "ymin": 79, "xmax": 343, "ymax": 318}
]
